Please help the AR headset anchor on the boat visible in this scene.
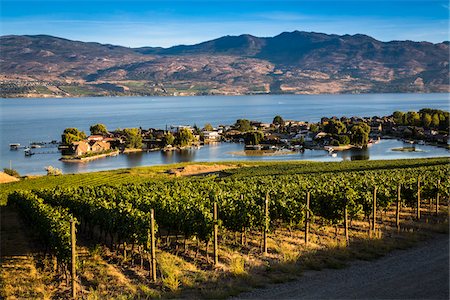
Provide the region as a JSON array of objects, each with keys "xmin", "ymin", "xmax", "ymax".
[
  {"xmin": 9, "ymin": 143, "xmax": 20, "ymax": 150},
  {"xmin": 24, "ymin": 148, "xmax": 34, "ymax": 156},
  {"xmin": 331, "ymin": 153, "xmax": 338, "ymax": 158}
]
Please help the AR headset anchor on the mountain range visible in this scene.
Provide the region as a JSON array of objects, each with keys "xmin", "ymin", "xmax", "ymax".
[{"xmin": 1, "ymin": 31, "xmax": 448, "ymax": 97}]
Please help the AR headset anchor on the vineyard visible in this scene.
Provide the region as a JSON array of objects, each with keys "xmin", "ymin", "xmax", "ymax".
[{"xmin": 1, "ymin": 158, "xmax": 449, "ymax": 298}]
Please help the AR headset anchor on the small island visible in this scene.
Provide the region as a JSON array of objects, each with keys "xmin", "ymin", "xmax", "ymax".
[{"xmin": 56, "ymin": 108, "xmax": 449, "ymax": 162}]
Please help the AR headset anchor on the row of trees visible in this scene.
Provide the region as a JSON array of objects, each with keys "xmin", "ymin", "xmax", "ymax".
[{"xmin": 393, "ymin": 109, "xmax": 449, "ymax": 130}]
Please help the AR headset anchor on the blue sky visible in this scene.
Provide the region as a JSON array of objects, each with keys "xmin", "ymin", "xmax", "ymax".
[{"xmin": 0, "ymin": 0, "xmax": 448, "ymax": 47}]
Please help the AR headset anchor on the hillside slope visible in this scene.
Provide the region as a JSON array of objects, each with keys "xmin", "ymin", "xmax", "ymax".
[{"xmin": 1, "ymin": 32, "xmax": 448, "ymax": 97}]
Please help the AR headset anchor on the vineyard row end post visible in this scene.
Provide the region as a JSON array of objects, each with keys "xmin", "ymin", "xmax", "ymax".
[
  {"xmin": 344, "ymin": 204, "xmax": 349, "ymax": 247},
  {"xmin": 150, "ymin": 209, "xmax": 157, "ymax": 282},
  {"xmin": 71, "ymin": 218, "xmax": 77, "ymax": 300},
  {"xmin": 263, "ymin": 192, "xmax": 269, "ymax": 255},
  {"xmin": 305, "ymin": 191, "xmax": 310, "ymax": 245},
  {"xmin": 213, "ymin": 202, "xmax": 218, "ymax": 266},
  {"xmin": 436, "ymin": 179, "xmax": 440, "ymax": 215},
  {"xmin": 372, "ymin": 187, "xmax": 377, "ymax": 236},
  {"xmin": 396, "ymin": 184, "xmax": 401, "ymax": 232},
  {"xmin": 417, "ymin": 177, "xmax": 421, "ymax": 220}
]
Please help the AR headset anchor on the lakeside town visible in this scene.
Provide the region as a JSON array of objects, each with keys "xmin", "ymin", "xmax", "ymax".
[{"xmin": 11, "ymin": 108, "xmax": 448, "ymax": 162}]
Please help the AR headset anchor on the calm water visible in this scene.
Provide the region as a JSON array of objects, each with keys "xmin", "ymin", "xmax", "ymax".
[{"xmin": 1, "ymin": 93, "xmax": 449, "ymax": 175}]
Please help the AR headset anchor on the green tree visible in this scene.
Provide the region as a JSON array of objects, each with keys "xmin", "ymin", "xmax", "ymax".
[
  {"xmin": 309, "ymin": 123, "xmax": 319, "ymax": 133},
  {"xmin": 338, "ymin": 135, "xmax": 350, "ymax": 145},
  {"xmin": 61, "ymin": 128, "xmax": 86, "ymax": 144},
  {"xmin": 245, "ymin": 131, "xmax": 264, "ymax": 145},
  {"xmin": 392, "ymin": 111, "xmax": 404, "ymax": 125},
  {"xmin": 406, "ymin": 111, "xmax": 421, "ymax": 126},
  {"xmin": 324, "ymin": 120, "xmax": 347, "ymax": 135},
  {"xmin": 3, "ymin": 168, "xmax": 20, "ymax": 178},
  {"xmin": 272, "ymin": 115, "xmax": 284, "ymax": 125},
  {"xmin": 175, "ymin": 128, "xmax": 195, "ymax": 147},
  {"xmin": 351, "ymin": 123, "xmax": 370, "ymax": 146},
  {"xmin": 163, "ymin": 132, "xmax": 175, "ymax": 146},
  {"xmin": 203, "ymin": 123, "xmax": 214, "ymax": 131},
  {"xmin": 90, "ymin": 123, "xmax": 108, "ymax": 135},
  {"xmin": 431, "ymin": 114, "xmax": 440, "ymax": 128},
  {"xmin": 123, "ymin": 128, "xmax": 143, "ymax": 149},
  {"xmin": 421, "ymin": 113, "xmax": 432, "ymax": 128},
  {"xmin": 235, "ymin": 119, "xmax": 252, "ymax": 132}
]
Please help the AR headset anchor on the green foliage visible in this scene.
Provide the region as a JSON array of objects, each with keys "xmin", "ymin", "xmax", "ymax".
[
  {"xmin": 90, "ymin": 123, "xmax": 108, "ymax": 135},
  {"xmin": 431, "ymin": 114, "xmax": 440, "ymax": 128},
  {"xmin": 393, "ymin": 108, "xmax": 449, "ymax": 130},
  {"xmin": 163, "ymin": 132, "xmax": 175, "ymax": 146},
  {"xmin": 45, "ymin": 166, "xmax": 62, "ymax": 176},
  {"xmin": 175, "ymin": 128, "xmax": 195, "ymax": 147},
  {"xmin": 8, "ymin": 191, "xmax": 74, "ymax": 263},
  {"xmin": 203, "ymin": 123, "xmax": 214, "ymax": 131},
  {"xmin": 16, "ymin": 158, "xmax": 448, "ymax": 247},
  {"xmin": 245, "ymin": 131, "xmax": 264, "ymax": 145},
  {"xmin": 273, "ymin": 115, "xmax": 284, "ymax": 125},
  {"xmin": 405, "ymin": 111, "xmax": 421, "ymax": 127},
  {"xmin": 325, "ymin": 120, "xmax": 347, "ymax": 135},
  {"xmin": 309, "ymin": 123, "xmax": 319, "ymax": 133},
  {"xmin": 393, "ymin": 111, "xmax": 404, "ymax": 125},
  {"xmin": 123, "ymin": 128, "xmax": 143, "ymax": 149},
  {"xmin": 3, "ymin": 168, "xmax": 20, "ymax": 178},
  {"xmin": 421, "ymin": 113, "xmax": 432, "ymax": 128},
  {"xmin": 351, "ymin": 123, "xmax": 370, "ymax": 146},
  {"xmin": 338, "ymin": 135, "xmax": 350, "ymax": 145},
  {"xmin": 62, "ymin": 128, "xmax": 86, "ymax": 144},
  {"xmin": 234, "ymin": 119, "xmax": 252, "ymax": 132}
]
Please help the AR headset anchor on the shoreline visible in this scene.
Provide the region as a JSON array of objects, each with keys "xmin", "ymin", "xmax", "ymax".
[
  {"xmin": 2, "ymin": 91, "xmax": 448, "ymax": 100},
  {"xmin": 229, "ymin": 149, "xmax": 298, "ymax": 156},
  {"xmin": 60, "ymin": 150, "xmax": 120, "ymax": 162}
]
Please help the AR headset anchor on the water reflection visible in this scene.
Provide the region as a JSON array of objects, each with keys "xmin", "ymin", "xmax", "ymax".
[
  {"xmin": 161, "ymin": 148, "xmax": 197, "ymax": 164},
  {"xmin": 125, "ymin": 152, "xmax": 144, "ymax": 168},
  {"xmin": 342, "ymin": 149, "xmax": 370, "ymax": 161}
]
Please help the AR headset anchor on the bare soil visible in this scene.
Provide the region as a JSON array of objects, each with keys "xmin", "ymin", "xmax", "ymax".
[
  {"xmin": 166, "ymin": 164, "xmax": 236, "ymax": 176},
  {"xmin": 236, "ymin": 234, "xmax": 449, "ymax": 299},
  {"xmin": 0, "ymin": 173, "xmax": 19, "ymax": 184}
]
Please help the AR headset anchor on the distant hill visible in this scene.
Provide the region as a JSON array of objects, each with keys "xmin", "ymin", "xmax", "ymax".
[{"xmin": 1, "ymin": 31, "xmax": 448, "ymax": 97}]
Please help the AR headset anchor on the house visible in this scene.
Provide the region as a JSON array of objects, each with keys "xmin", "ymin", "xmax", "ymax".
[
  {"xmin": 91, "ymin": 141, "xmax": 111, "ymax": 153},
  {"xmin": 87, "ymin": 135, "xmax": 104, "ymax": 141},
  {"xmin": 170, "ymin": 125, "xmax": 193, "ymax": 133},
  {"xmin": 71, "ymin": 141, "xmax": 91, "ymax": 156},
  {"xmin": 314, "ymin": 132, "xmax": 328, "ymax": 140},
  {"xmin": 203, "ymin": 131, "xmax": 220, "ymax": 142}
]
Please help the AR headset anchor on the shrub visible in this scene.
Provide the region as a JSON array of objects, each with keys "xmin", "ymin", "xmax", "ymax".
[
  {"xmin": 3, "ymin": 168, "xmax": 20, "ymax": 178},
  {"xmin": 45, "ymin": 166, "xmax": 62, "ymax": 176}
]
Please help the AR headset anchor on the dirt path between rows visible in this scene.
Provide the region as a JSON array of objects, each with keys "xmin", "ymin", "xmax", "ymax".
[
  {"xmin": 237, "ymin": 234, "xmax": 449, "ymax": 299},
  {"xmin": 0, "ymin": 206, "xmax": 48, "ymax": 298}
]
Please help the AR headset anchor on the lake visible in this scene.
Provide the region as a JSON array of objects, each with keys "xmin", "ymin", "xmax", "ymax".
[{"xmin": 1, "ymin": 93, "xmax": 449, "ymax": 175}]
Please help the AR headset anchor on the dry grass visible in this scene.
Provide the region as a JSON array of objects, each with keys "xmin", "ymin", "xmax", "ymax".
[{"xmin": 0, "ymin": 172, "xmax": 20, "ymax": 184}]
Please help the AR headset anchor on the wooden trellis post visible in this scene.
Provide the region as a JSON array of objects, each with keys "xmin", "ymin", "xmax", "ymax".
[
  {"xmin": 417, "ymin": 177, "xmax": 421, "ymax": 220},
  {"xmin": 263, "ymin": 192, "xmax": 269, "ymax": 255},
  {"xmin": 396, "ymin": 184, "xmax": 401, "ymax": 232},
  {"xmin": 372, "ymin": 187, "xmax": 377, "ymax": 237},
  {"xmin": 213, "ymin": 202, "xmax": 218, "ymax": 265},
  {"xmin": 344, "ymin": 204, "xmax": 349, "ymax": 246},
  {"xmin": 71, "ymin": 218, "xmax": 77, "ymax": 299},
  {"xmin": 436, "ymin": 179, "xmax": 440, "ymax": 215},
  {"xmin": 305, "ymin": 191, "xmax": 310, "ymax": 245},
  {"xmin": 150, "ymin": 209, "xmax": 157, "ymax": 282}
]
